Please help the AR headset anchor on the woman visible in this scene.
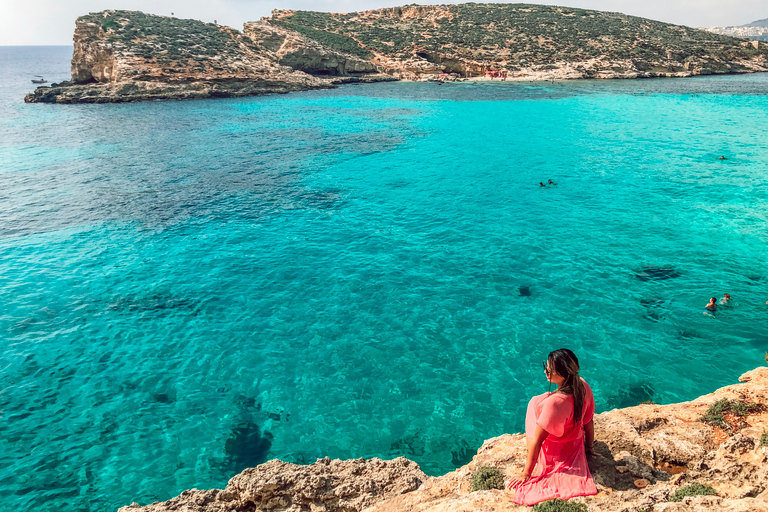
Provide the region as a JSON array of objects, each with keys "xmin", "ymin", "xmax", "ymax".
[{"xmin": 507, "ymin": 349, "xmax": 598, "ymax": 505}]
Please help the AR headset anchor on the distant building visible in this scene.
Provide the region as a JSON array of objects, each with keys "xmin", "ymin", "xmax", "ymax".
[{"xmin": 702, "ymin": 25, "xmax": 768, "ymax": 41}]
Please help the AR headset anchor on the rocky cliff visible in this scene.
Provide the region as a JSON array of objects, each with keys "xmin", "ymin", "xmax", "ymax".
[
  {"xmin": 269, "ymin": 4, "xmax": 768, "ymax": 80},
  {"xmin": 26, "ymin": 4, "xmax": 768, "ymax": 103},
  {"xmin": 24, "ymin": 10, "xmax": 387, "ymax": 104},
  {"xmin": 120, "ymin": 366, "xmax": 768, "ymax": 512}
]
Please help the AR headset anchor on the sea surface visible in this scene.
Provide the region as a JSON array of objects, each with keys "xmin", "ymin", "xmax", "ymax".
[{"xmin": 1, "ymin": 46, "xmax": 768, "ymax": 512}]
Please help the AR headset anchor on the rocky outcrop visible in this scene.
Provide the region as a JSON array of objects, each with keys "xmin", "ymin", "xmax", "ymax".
[
  {"xmin": 24, "ymin": 77, "xmax": 327, "ymax": 104},
  {"xmin": 118, "ymin": 457, "xmax": 426, "ymax": 512},
  {"xmin": 25, "ymin": 5, "xmax": 768, "ymax": 103},
  {"xmin": 119, "ymin": 366, "xmax": 768, "ymax": 512},
  {"xmin": 243, "ymin": 21, "xmax": 379, "ymax": 76},
  {"xmin": 269, "ymin": 4, "xmax": 768, "ymax": 81},
  {"xmin": 24, "ymin": 10, "xmax": 360, "ymax": 103}
]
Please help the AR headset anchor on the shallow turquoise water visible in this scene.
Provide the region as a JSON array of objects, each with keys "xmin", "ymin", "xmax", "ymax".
[{"xmin": 2, "ymin": 47, "xmax": 768, "ymax": 511}]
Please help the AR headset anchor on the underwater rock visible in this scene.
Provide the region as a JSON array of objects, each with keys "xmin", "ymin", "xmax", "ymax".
[
  {"xmin": 607, "ymin": 382, "xmax": 656, "ymax": 409},
  {"xmin": 450, "ymin": 439, "xmax": 474, "ymax": 467},
  {"xmin": 640, "ymin": 298, "xmax": 667, "ymax": 322},
  {"xmin": 518, "ymin": 285, "xmax": 532, "ymax": 297},
  {"xmin": 225, "ymin": 421, "xmax": 273, "ymax": 473},
  {"xmin": 635, "ymin": 266, "xmax": 681, "ymax": 281}
]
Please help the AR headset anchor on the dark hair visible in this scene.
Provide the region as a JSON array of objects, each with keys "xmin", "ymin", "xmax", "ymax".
[{"xmin": 548, "ymin": 348, "xmax": 585, "ymax": 426}]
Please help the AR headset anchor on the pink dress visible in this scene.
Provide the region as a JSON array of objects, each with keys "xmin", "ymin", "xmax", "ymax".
[{"xmin": 514, "ymin": 378, "xmax": 598, "ymax": 506}]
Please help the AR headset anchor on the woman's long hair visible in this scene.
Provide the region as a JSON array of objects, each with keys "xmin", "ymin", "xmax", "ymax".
[{"xmin": 548, "ymin": 348, "xmax": 585, "ymax": 424}]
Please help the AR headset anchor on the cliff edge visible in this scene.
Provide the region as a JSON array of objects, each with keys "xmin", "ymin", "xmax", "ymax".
[{"xmin": 119, "ymin": 366, "xmax": 768, "ymax": 512}]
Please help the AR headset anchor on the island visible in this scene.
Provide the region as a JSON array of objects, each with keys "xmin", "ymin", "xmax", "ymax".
[{"xmin": 25, "ymin": 3, "xmax": 768, "ymax": 104}]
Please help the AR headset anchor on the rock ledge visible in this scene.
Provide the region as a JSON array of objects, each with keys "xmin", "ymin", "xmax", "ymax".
[{"xmin": 121, "ymin": 367, "xmax": 768, "ymax": 512}]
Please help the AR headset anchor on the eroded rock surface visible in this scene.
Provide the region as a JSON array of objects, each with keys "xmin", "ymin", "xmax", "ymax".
[
  {"xmin": 243, "ymin": 21, "xmax": 379, "ymax": 76},
  {"xmin": 119, "ymin": 457, "xmax": 426, "ymax": 512}
]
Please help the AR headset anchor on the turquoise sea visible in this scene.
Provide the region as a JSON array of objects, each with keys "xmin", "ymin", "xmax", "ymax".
[{"xmin": 1, "ymin": 46, "xmax": 768, "ymax": 511}]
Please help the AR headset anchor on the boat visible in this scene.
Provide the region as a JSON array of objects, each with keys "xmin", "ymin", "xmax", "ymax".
[{"xmin": 31, "ymin": 76, "xmax": 48, "ymax": 84}]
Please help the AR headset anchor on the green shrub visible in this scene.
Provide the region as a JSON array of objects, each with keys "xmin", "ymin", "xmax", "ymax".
[
  {"xmin": 102, "ymin": 18, "xmax": 119, "ymax": 31},
  {"xmin": 760, "ymin": 432, "xmax": 768, "ymax": 447},
  {"xmin": 532, "ymin": 498, "xmax": 588, "ymax": 512},
  {"xmin": 669, "ymin": 482, "xmax": 717, "ymax": 502},
  {"xmin": 701, "ymin": 399, "xmax": 754, "ymax": 433},
  {"xmin": 470, "ymin": 466, "xmax": 504, "ymax": 491}
]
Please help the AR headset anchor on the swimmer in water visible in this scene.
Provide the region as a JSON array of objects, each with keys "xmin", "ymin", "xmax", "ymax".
[
  {"xmin": 718, "ymin": 156, "xmax": 727, "ymax": 160},
  {"xmin": 540, "ymin": 182, "xmax": 545, "ymax": 187},
  {"xmin": 548, "ymin": 179, "xmax": 556, "ymax": 185},
  {"xmin": 720, "ymin": 293, "xmax": 731, "ymax": 305},
  {"xmin": 704, "ymin": 297, "xmax": 717, "ymax": 315}
]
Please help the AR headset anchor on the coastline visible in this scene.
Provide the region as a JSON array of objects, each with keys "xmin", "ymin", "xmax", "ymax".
[
  {"xmin": 23, "ymin": 6, "xmax": 768, "ymax": 104},
  {"xmin": 25, "ymin": 67, "xmax": 768, "ymax": 104},
  {"xmin": 120, "ymin": 365, "xmax": 768, "ymax": 512}
]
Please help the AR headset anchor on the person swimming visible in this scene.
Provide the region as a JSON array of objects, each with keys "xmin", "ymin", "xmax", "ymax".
[
  {"xmin": 718, "ymin": 156, "xmax": 727, "ymax": 160},
  {"xmin": 704, "ymin": 297, "xmax": 717, "ymax": 316},
  {"xmin": 720, "ymin": 293, "xmax": 731, "ymax": 305},
  {"xmin": 540, "ymin": 182, "xmax": 545, "ymax": 187},
  {"xmin": 548, "ymin": 179, "xmax": 556, "ymax": 185}
]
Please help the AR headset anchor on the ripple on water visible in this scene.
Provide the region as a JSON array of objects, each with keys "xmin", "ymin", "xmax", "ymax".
[{"xmin": 2, "ymin": 64, "xmax": 768, "ymax": 511}]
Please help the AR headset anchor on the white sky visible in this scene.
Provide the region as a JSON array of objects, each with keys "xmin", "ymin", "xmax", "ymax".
[{"xmin": 1, "ymin": 0, "xmax": 765, "ymax": 46}]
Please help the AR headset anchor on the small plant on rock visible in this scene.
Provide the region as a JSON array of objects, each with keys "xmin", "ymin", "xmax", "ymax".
[
  {"xmin": 760, "ymin": 432, "xmax": 768, "ymax": 447},
  {"xmin": 669, "ymin": 482, "xmax": 717, "ymax": 502},
  {"xmin": 532, "ymin": 498, "xmax": 588, "ymax": 512},
  {"xmin": 470, "ymin": 466, "xmax": 505, "ymax": 491},
  {"xmin": 701, "ymin": 399, "xmax": 754, "ymax": 434}
]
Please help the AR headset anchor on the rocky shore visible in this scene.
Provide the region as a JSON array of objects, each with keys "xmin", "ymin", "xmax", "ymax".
[
  {"xmin": 119, "ymin": 366, "xmax": 768, "ymax": 512},
  {"xmin": 26, "ymin": 5, "xmax": 768, "ymax": 104}
]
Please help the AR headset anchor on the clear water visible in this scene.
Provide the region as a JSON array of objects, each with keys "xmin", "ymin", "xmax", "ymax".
[{"xmin": 2, "ymin": 46, "xmax": 768, "ymax": 512}]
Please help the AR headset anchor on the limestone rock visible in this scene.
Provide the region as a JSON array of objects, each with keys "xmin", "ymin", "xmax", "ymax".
[
  {"xmin": 243, "ymin": 21, "xmax": 379, "ymax": 76},
  {"xmin": 118, "ymin": 456, "xmax": 426, "ymax": 512},
  {"xmin": 26, "ymin": 10, "xmax": 333, "ymax": 103}
]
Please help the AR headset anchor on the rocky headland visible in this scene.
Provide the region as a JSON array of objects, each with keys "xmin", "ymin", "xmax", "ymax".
[
  {"xmin": 120, "ymin": 366, "xmax": 768, "ymax": 512},
  {"xmin": 26, "ymin": 4, "xmax": 768, "ymax": 103}
]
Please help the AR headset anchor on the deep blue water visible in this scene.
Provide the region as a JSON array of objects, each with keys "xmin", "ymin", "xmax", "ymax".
[{"xmin": 1, "ymin": 46, "xmax": 768, "ymax": 512}]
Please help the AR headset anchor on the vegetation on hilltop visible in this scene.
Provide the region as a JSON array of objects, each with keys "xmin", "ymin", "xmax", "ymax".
[
  {"xmin": 81, "ymin": 10, "xmax": 256, "ymax": 65},
  {"xmin": 269, "ymin": 3, "xmax": 768, "ymax": 68}
]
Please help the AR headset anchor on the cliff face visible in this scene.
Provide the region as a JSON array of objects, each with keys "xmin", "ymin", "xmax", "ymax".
[
  {"xmin": 268, "ymin": 4, "xmax": 768, "ymax": 80},
  {"xmin": 243, "ymin": 21, "xmax": 379, "ymax": 76},
  {"xmin": 24, "ymin": 10, "xmax": 385, "ymax": 104},
  {"xmin": 120, "ymin": 366, "xmax": 768, "ymax": 512},
  {"xmin": 25, "ymin": 5, "xmax": 768, "ymax": 103}
]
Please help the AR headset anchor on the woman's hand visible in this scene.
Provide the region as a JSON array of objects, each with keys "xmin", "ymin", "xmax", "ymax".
[{"xmin": 506, "ymin": 471, "xmax": 531, "ymax": 490}]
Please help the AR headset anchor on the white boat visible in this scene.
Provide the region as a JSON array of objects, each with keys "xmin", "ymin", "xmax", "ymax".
[{"xmin": 31, "ymin": 75, "xmax": 48, "ymax": 84}]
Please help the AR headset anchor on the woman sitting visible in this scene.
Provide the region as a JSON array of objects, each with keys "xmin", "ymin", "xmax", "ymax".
[{"xmin": 507, "ymin": 348, "xmax": 598, "ymax": 505}]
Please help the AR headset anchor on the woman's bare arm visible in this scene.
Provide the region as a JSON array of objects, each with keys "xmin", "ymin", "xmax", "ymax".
[{"xmin": 506, "ymin": 424, "xmax": 549, "ymax": 489}]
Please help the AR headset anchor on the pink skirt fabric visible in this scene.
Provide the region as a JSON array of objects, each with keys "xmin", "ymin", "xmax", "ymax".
[{"xmin": 513, "ymin": 380, "xmax": 598, "ymax": 506}]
